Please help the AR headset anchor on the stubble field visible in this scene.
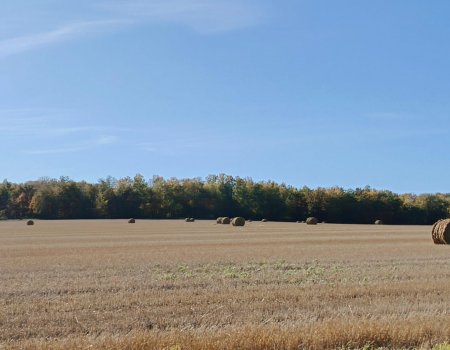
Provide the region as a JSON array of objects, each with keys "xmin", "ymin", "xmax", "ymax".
[{"xmin": 1, "ymin": 220, "xmax": 450, "ymax": 349}]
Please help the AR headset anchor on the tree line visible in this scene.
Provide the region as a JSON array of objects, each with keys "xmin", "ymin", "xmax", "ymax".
[{"xmin": 0, "ymin": 174, "xmax": 448, "ymax": 224}]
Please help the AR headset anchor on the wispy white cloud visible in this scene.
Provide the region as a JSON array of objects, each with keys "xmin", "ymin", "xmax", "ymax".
[
  {"xmin": 0, "ymin": 1, "xmax": 266, "ymax": 59},
  {"xmin": 22, "ymin": 135, "xmax": 119, "ymax": 155},
  {"xmin": 0, "ymin": 108, "xmax": 129, "ymax": 137},
  {"xmin": 101, "ymin": 0, "xmax": 266, "ymax": 34},
  {"xmin": 0, "ymin": 111, "xmax": 94, "ymax": 137},
  {"xmin": 23, "ymin": 146, "xmax": 87, "ymax": 155},
  {"xmin": 0, "ymin": 108, "xmax": 119, "ymax": 154},
  {"xmin": 0, "ymin": 19, "xmax": 125, "ymax": 59},
  {"xmin": 95, "ymin": 135, "xmax": 118, "ymax": 145}
]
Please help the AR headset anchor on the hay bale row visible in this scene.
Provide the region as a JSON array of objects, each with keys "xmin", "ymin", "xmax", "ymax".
[
  {"xmin": 306, "ymin": 217, "xmax": 318, "ymax": 225},
  {"xmin": 432, "ymin": 219, "xmax": 450, "ymax": 244},
  {"xmin": 216, "ymin": 217, "xmax": 246, "ymax": 226}
]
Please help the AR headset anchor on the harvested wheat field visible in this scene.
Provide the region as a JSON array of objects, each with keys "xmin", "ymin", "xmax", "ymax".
[{"xmin": 1, "ymin": 220, "xmax": 450, "ymax": 349}]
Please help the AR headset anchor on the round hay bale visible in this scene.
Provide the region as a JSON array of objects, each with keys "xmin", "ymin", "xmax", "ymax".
[
  {"xmin": 296, "ymin": 221, "xmax": 301, "ymax": 223},
  {"xmin": 220, "ymin": 217, "xmax": 231, "ymax": 224},
  {"xmin": 306, "ymin": 217, "xmax": 318, "ymax": 225},
  {"xmin": 26, "ymin": 220, "xmax": 34, "ymax": 226},
  {"xmin": 232, "ymin": 217, "xmax": 245, "ymax": 227},
  {"xmin": 216, "ymin": 217, "xmax": 223, "ymax": 224},
  {"xmin": 261, "ymin": 219, "xmax": 268, "ymax": 222},
  {"xmin": 185, "ymin": 218, "xmax": 195, "ymax": 222},
  {"xmin": 247, "ymin": 219, "xmax": 252, "ymax": 222},
  {"xmin": 432, "ymin": 219, "xmax": 450, "ymax": 244},
  {"xmin": 374, "ymin": 220, "xmax": 383, "ymax": 225},
  {"xmin": 128, "ymin": 218, "xmax": 135, "ymax": 224}
]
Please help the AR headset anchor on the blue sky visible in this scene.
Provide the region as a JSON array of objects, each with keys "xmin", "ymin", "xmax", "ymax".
[{"xmin": 1, "ymin": 0, "xmax": 449, "ymax": 193}]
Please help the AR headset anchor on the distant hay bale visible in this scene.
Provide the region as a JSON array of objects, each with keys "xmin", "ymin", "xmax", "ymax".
[
  {"xmin": 261, "ymin": 219, "xmax": 268, "ymax": 222},
  {"xmin": 247, "ymin": 219, "xmax": 252, "ymax": 222},
  {"xmin": 296, "ymin": 221, "xmax": 301, "ymax": 223},
  {"xmin": 232, "ymin": 217, "xmax": 245, "ymax": 227},
  {"xmin": 374, "ymin": 220, "xmax": 383, "ymax": 225},
  {"xmin": 431, "ymin": 219, "xmax": 450, "ymax": 244},
  {"xmin": 216, "ymin": 217, "xmax": 223, "ymax": 224},
  {"xmin": 185, "ymin": 218, "xmax": 195, "ymax": 222},
  {"xmin": 220, "ymin": 217, "xmax": 231, "ymax": 224},
  {"xmin": 26, "ymin": 220, "xmax": 34, "ymax": 226},
  {"xmin": 306, "ymin": 217, "xmax": 318, "ymax": 225},
  {"xmin": 128, "ymin": 218, "xmax": 135, "ymax": 224}
]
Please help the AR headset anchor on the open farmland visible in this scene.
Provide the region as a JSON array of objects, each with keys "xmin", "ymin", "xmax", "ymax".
[{"xmin": 1, "ymin": 220, "xmax": 450, "ymax": 349}]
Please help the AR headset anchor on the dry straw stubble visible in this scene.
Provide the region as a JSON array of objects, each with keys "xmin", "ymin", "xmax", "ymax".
[{"xmin": 1, "ymin": 220, "xmax": 450, "ymax": 350}]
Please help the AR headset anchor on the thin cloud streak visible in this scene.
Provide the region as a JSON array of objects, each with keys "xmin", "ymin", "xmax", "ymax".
[
  {"xmin": 101, "ymin": 0, "xmax": 266, "ymax": 33},
  {"xmin": 95, "ymin": 135, "xmax": 118, "ymax": 145},
  {"xmin": 22, "ymin": 135, "xmax": 119, "ymax": 155},
  {"xmin": 0, "ymin": 109, "xmax": 130, "ymax": 137},
  {"xmin": 0, "ymin": 108, "xmax": 120, "ymax": 154},
  {"xmin": 0, "ymin": 19, "xmax": 125, "ymax": 59},
  {"xmin": 0, "ymin": 1, "xmax": 266, "ymax": 59},
  {"xmin": 0, "ymin": 122, "xmax": 95, "ymax": 137},
  {"xmin": 23, "ymin": 146, "xmax": 87, "ymax": 155}
]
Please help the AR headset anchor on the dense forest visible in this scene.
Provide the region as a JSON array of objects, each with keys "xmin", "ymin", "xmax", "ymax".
[{"xmin": 0, "ymin": 174, "xmax": 449, "ymax": 224}]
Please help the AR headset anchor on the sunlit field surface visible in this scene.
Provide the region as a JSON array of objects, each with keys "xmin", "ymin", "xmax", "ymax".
[{"xmin": 1, "ymin": 220, "xmax": 450, "ymax": 349}]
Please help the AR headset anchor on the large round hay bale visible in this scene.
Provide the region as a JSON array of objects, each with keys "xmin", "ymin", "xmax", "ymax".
[
  {"xmin": 432, "ymin": 219, "xmax": 450, "ymax": 244},
  {"xmin": 306, "ymin": 217, "xmax": 318, "ymax": 225},
  {"xmin": 232, "ymin": 217, "xmax": 245, "ymax": 227},
  {"xmin": 26, "ymin": 220, "xmax": 34, "ymax": 226},
  {"xmin": 261, "ymin": 218, "xmax": 268, "ymax": 222},
  {"xmin": 220, "ymin": 217, "xmax": 231, "ymax": 224},
  {"xmin": 216, "ymin": 217, "xmax": 223, "ymax": 224},
  {"xmin": 128, "ymin": 218, "xmax": 135, "ymax": 224},
  {"xmin": 374, "ymin": 219, "xmax": 383, "ymax": 225}
]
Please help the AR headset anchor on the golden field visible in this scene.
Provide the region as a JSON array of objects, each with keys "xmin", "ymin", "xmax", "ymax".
[{"xmin": 1, "ymin": 220, "xmax": 450, "ymax": 349}]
